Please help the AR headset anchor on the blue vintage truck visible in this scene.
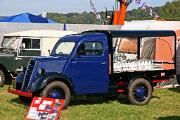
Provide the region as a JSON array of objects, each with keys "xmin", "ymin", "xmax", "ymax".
[{"xmin": 8, "ymin": 30, "xmax": 177, "ymax": 109}]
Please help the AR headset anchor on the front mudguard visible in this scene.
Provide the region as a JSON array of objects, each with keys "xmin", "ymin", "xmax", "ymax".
[
  {"xmin": 15, "ymin": 71, "xmax": 25, "ymax": 90},
  {"xmin": 31, "ymin": 73, "xmax": 73, "ymax": 93},
  {"xmin": 16, "ymin": 71, "xmax": 25, "ymax": 84}
]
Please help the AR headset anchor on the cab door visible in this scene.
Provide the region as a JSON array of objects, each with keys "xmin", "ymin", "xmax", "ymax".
[
  {"xmin": 70, "ymin": 40, "xmax": 109, "ymax": 95},
  {"xmin": 16, "ymin": 38, "xmax": 41, "ymax": 71}
]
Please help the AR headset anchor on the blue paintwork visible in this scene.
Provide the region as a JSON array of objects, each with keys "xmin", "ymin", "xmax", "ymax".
[
  {"xmin": 135, "ymin": 86, "xmax": 145, "ymax": 97},
  {"xmin": 49, "ymin": 90, "xmax": 64, "ymax": 99},
  {"xmin": 66, "ymin": 33, "xmax": 109, "ymax": 94},
  {"xmin": 16, "ymin": 71, "xmax": 25, "ymax": 84},
  {"xmin": 134, "ymin": 86, "xmax": 147, "ymax": 102},
  {"xmin": 25, "ymin": 57, "xmax": 67, "ymax": 91},
  {"xmin": 31, "ymin": 73, "xmax": 73, "ymax": 93},
  {"xmin": 21, "ymin": 32, "xmax": 109, "ymax": 95}
]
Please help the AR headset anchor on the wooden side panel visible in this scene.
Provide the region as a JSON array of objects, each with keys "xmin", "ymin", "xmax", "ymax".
[{"xmin": 117, "ymin": 37, "xmax": 137, "ymax": 53}]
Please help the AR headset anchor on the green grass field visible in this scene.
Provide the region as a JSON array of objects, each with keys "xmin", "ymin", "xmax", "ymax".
[{"xmin": 0, "ymin": 86, "xmax": 180, "ymax": 120}]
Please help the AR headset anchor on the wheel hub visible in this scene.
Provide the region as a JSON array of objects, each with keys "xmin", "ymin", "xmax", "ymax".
[
  {"xmin": 49, "ymin": 89, "xmax": 64, "ymax": 99},
  {"xmin": 136, "ymin": 87, "xmax": 145, "ymax": 96},
  {"xmin": 134, "ymin": 86, "xmax": 147, "ymax": 101}
]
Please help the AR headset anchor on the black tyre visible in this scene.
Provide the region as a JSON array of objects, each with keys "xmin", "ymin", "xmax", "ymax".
[
  {"xmin": 40, "ymin": 81, "xmax": 71, "ymax": 109},
  {"xmin": 0, "ymin": 69, "xmax": 5, "ymax": 87},
  {"xmin": 128, "ymin": 78, "xmax": 152, "ymax": 105}
]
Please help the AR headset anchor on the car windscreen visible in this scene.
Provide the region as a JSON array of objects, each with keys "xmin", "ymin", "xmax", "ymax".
[{"xmin": 2, "ymin": 36, "xmax": 20, "ymax": 50}]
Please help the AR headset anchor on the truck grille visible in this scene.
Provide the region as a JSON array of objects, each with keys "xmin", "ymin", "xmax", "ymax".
[{"xmin": 22, "ymin": 59, "xmax": 36, "ymax": 91}]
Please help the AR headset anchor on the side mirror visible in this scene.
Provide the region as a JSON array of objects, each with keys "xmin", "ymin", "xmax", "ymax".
[{"xmin": 48, "ymin": 49, "xmax": 51, "ymax": 55}]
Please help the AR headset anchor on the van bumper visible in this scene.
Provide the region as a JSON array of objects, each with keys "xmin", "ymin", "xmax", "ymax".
[{"xmin": 7, "ymin": 87, "xmax": 32, "ymax": 98}]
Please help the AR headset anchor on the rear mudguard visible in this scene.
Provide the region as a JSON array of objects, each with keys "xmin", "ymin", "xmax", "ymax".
[
  {"xmin": 128, "ymin": 76, "xmax": 153, "ymax": 89},
  {"xmin": 31, "ymin": 73, "xmax": 74, "ymax": 93}
]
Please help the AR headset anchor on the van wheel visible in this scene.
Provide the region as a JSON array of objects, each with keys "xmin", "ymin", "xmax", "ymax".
[
  {"xmin": 40, "ymin": 81, "xmax": 71, "ymax": 109},
  {"xmin": 128, "ymin": 78, "xmax": 152, "ymax": 105},
  {"xmin": 0, "ymin": 69, "xmax": 5, "ymax": 87}
]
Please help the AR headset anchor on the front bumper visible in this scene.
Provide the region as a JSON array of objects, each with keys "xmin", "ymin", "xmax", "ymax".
[
  {"xmin": 7, "ymin": 87, "xmax": 32, "ymax": 98},
  {"xmin": 8, "ymin": 78, "xmax": 33, "ymax": 98}
]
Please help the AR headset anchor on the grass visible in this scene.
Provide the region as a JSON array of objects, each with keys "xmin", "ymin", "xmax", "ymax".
[{"xmin": 0, "ymin": 86, "xmax": 180, "ymax": 120}]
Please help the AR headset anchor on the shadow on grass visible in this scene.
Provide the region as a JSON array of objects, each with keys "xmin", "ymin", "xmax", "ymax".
[
  {"xmin": 8, "ymin": 94, "xmax": 162, "ymax": 107},
  {"xmin": 69, "ymin": 93, "xmax": 163, "ymax": 107},
  {"xmin": 158, "ymin": 116, "xmax": 180, "ymax": 120},
  {"xmin": 152, "ymin": 95, "xmax": 160, "ymax": 99},
  {"xmin": 69, "ymin": 94, "xmax": 130, "ymax": 107},
  {"xmin": 9, "ymin": 97, "xmax": 29, "ymax": 106},
  {"xmin": 9, "ymin": 97, "xmax": 23, "ymax": 105},
  {"xmin": 168, "ymin": 87, "xmax": 180, "ymax": 93}
]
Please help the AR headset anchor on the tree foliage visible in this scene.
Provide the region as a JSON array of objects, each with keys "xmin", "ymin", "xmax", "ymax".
[
  {"xmin": 126, "ymin": 0, "xmax": 180, "ymax": 21},
  {"xmin": 47, "ymin": 1, "xmax": 180, "ymax": 24}
]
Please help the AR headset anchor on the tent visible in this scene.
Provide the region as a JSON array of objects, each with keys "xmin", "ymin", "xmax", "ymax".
[{"xmin": 0, "ymin": 13, "xmax": 56, "ymax": 23}]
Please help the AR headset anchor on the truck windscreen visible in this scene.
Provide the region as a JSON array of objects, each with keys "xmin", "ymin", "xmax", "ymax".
[{"xmin": 52, "ymin": 41, "xmax": 75, "ymax": 57}]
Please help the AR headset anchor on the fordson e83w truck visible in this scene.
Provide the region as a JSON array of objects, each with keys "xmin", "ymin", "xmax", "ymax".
[{"xmin": 8, "ymin": 30, "xmax": 177, "ymax": 109}]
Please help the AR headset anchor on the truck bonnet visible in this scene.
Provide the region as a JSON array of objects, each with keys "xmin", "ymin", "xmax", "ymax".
[{"xmin": 22, "ymin": 56, "xmax": 68, "ymax": 91}]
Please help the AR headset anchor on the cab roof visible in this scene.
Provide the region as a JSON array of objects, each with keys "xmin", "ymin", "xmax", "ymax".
[{"xmin": 83, "ymin": 30, "xmax": 176, "ymax": 38}]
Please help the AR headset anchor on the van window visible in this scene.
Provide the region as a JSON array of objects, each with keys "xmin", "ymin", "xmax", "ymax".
[
  {"xmin": 77, "ymin": 41, "xmax": 103, "ymax": 56},
  {"xmin": 22, "ymin": 38, "xmax": 40, "ymax": 49}
]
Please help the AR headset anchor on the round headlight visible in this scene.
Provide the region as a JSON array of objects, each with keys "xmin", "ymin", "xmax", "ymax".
[{"xmin": 38, "ymin": 68, "xmax": 45, "ymax": 75}]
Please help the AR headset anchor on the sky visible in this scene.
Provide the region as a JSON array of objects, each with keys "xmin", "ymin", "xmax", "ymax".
[{"xmin": 0, "ymin": 0, "xmax": 174, "ymax": 16}]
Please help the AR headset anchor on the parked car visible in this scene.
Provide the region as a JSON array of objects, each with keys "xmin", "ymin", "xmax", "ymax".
[{"xmin": 0, "ymin": 30, "xmax": 76, "ymax": 86}]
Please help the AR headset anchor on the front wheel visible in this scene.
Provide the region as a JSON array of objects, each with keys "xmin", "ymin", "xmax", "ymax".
[
  {"xmin": 40, "ymin": 81, "xmax": 71, "ymax": 109},
  {"xmin": 128, "ymin": 78, "xmax": 152, "ymax": 105},
  {"xmin": 0, "ymin": 69, "xmax": 5, "ymax": 87}
]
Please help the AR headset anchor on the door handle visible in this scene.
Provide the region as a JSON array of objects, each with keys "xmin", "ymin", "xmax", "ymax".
[
  {"xmin": 15, "ymin": 57, "xmax": 22, "ymax": 60},
  {"xmin": 101, "ymin": 62, "xmax": 106, "ymax": 65},
  {"xmin": 72, "ymin": 61, "xmax": 77, "ymax": 64}
]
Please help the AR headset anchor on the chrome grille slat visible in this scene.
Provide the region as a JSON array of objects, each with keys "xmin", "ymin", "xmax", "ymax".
[{"xmin": 22, "ymin": 59, "xmax": 36, "ymax": 91}]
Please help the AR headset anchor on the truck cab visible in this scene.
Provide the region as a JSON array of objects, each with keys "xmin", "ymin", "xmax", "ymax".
[{"xmin": 8, "ymin": 30, "xmax": 177, "ymax": 109}]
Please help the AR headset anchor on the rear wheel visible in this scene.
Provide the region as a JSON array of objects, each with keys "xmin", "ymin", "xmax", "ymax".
[
  {"xmin": 0, "ymin": 69, "xmax": 5, "ymax": 87},
  {"xmin": 40, "ymin": 81, "xmax": 71, "ymax": 109},
  {"xmin": 128, "ymin": 78, "xmax": 152, "ymax": 105}
]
